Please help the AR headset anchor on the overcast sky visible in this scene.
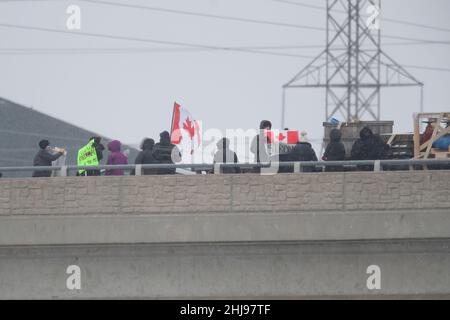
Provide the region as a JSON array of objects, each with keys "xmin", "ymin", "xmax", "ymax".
[{"xmin": 1, "ymin": 0, "xmax": 449, "ymax": 157}]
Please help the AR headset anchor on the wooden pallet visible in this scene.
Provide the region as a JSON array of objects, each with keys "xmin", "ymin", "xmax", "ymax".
[
  {"xmin": 414, "ymin": 112, "xmax": 450, "ymax": 159},
  {"xmin": 431, "ymin": 148, "xmax": 450, "ymax": 159}
]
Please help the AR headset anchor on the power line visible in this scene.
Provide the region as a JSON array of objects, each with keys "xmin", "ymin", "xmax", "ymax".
[
  {"xmin": 0, "ymin": 44, "xmax": 329, "ymax": 55},
  {"xmin": 401, "ymin": 65, "xmax": 450, "ymax": 73},
  {"xmin": 80, "ymin": 0, "xmax": 450, "ymax": 45},
  {"xmin": 1, "ymin": 49, "xmax": 448, "ymax": 73},
  {"xmin": 79, "ymin": 0, "xmax": 324, "ymax": 32},
  {"xmin": 0, "ymin": 40, "xmax": 449, "ymax": 55},
  {"xmin": 0, "ymin": 0, "xmax": 57, "ymax": 2},
  {"xmin": 2, "ymin": 1, "xmax": 449, "ymax": 47},
  {"xmin": 273, "ymin": 0, "xmax": 450, "ymax": 34},
  {"xmin": 3, "ymin": 0, "xmax": 450, "ymax": 44},
  {"xmin": 0, "ymin": 22, "xmax": 319, "ymax": 59},
  {"xmin": 273, "ymin": 0, "xmax": 324, "ymax": 11}
]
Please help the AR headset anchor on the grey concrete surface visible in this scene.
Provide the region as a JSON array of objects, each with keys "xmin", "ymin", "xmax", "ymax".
[
  {"xmin": 0, "ymin": 209, "xmax": 450, "ymax": 246},
  {"xmin": 1, "ymin": 240, "xmax": 450, "ymax": 299},
  {"xmin": 0, "ymin": 171, "xmax": 449, "ymax": 298}
]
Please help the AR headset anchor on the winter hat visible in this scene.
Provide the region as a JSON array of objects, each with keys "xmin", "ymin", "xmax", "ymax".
[
  {"xmin": 160, "ymin": 131, "xmax": 171, "ymax": 144},
  {"xmin": 39, "ymin": 139, "xmax": 50, "ymax": 149},
  {"xmin": 107, "ymin": 140, "xmax": 122, "ymax": 152},
  {"xmin": 259, "ymin": 120, "xmax": 272, "ymax": 130},
  {"xmin": 217, "ymin": 137, "xmax": 230, "ymax": 150},
  {"xmin": 141, "ymin": 138, "xmax": 155, "ymax": 150},
  {"xmin": 160, "ymin": 131, "xmax": 170, "ymax": 139},
  {"xmin": 300, "ymin": 131, "xmax": 309, "ymax": 142},
  {"xmin": 90, "ymin": 136, "xmax": 102, "ymax": 144},
  {"xmin": 360, "ymin": 127, "xmax": 373, "ymax": 139},
  {"xmin": 330, "ymin": 129, "xmax": 342, "ymax": 142}
]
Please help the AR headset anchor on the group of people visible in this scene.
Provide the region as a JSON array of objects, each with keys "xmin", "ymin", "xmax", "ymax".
[
  {"xmin": 250, "ymin": 120, "xmax": 391, "ymax": 173},
  {"xmin": 31, "ymin": 130, "xmax": 182, "ymax": 177},
  {"xmin": 30, "ymin": 120, "xmax": 392, "ymax": 177}
]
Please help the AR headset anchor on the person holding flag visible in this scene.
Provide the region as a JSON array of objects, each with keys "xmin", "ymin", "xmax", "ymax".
[{"xmin": 170, "ymin": 102, "xmax": 201, "ymax": 162}]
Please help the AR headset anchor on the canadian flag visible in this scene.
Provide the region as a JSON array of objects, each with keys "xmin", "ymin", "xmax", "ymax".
[
  {"xmin": 170, "ymin": 102, "xmax": 201, "ymax": 155},
  {"xmin": 265, "ymin": 130, "xmax": 299, "ymax": 145}
]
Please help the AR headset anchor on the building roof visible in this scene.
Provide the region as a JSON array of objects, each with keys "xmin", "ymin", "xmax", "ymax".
[{"xmin": 0, "ymin": 97, "xmax": 139, "ymax": 176}]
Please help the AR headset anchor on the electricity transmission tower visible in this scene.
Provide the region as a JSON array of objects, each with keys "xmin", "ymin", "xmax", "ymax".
[{"xmin": 281, "ymin": 0, "xmax": 423, "ymax": 127}]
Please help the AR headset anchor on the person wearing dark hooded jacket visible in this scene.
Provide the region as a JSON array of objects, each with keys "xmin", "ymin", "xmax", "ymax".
[
  {"xmin": 213, "ymin": 138, "xmax": 240, "ymax": 174},
  {"xmin": 105, "ymin": 140, "xmax": 128, "ymax": 176},
  {"xmin": 32, "ymin": 139, "xmax": 64, "ymax": 177},
  {"xmin": 323, "ymin": 129, "xmax": 346, "ymax": 172},
  {"xmin": 152, "ymin": 131, "xmax": 182, "ymax": 175},
  {"xmin": 351, "ymin": 127, "xmax": 373, "ymax": 161},
  {"xmin": 132, "ymin": 138, "xmax": 156, "ymax": 175},
  {"xmin": 351, "ymin": 127, "xmax": 390, "ymax": 171},
  {"xmin": 288, "ymin": 138, "xmax": 318, "ymax": 172}
]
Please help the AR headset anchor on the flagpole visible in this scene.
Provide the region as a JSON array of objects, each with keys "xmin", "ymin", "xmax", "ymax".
[{"xmin": 169, "ymin": 102, "xmax": 176, "ymax": 141}]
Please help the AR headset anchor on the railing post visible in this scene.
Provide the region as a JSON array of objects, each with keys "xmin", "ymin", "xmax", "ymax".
[
  {"xmin": 294, "ymin": 162, "xmax": 301, "ymax": 173},
  {"xmin": 214, "ymin": 163, "xmax": 222, "ymax": 175},
  {"xmin": 135, "ymin": 164, "xmax": 142, "ymax": 176},
  {"xmin": 374, "ymin": 160, "xmax": 381, "ymax": 172},
  {"xmin": 60, "ymin": 166, "xmax": 68, "ymax": 177}
]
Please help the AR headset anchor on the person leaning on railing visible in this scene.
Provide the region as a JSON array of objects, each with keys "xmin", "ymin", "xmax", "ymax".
[
  {"xmin": 213, "ymin": 137, "xmax": 240, "ymax": 174},
  {"xmin": 77, "ymin": 137, "xmax": 105, "ymax": 176},
  {"xmin": 322, "ymin": 128, "xmax": 346, "ymax": 172},
  {"xmin": 287, "ymin": 132, "xmax": 318, "ymax": 172},
  {"xmin": 32, "ymin": 139, "xmax": 65, "ymax": 178},
  {"xmin": 152, "ymin": 131, "xmax": 181, "ymax": 175},
  {"xmin": 131, "ymin": 138, "xmax": 157, "ymax": 176},
  {"xmin": 351, "ymin": 127, "xmax": 391, "ymax": 171}
]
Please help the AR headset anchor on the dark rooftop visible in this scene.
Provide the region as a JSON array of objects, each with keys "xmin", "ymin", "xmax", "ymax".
[{"xmin": 0, "ymin": 97, "xmax": 139, "ymax": 177}]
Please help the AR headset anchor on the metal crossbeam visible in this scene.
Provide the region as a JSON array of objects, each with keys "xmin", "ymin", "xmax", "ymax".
[{"xmin": 282, "ymin": 0, "xmax": 424, "ymax": 126}]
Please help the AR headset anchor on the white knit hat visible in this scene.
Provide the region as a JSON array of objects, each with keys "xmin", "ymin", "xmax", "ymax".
[{"xmin": 300, "ymin": 130, "xmax": 309, "ymax": 142}]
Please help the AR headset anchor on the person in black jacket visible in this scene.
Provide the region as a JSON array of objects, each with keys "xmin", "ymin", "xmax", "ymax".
[
  {"xmin": 133, "ymin": 138, "xmax": 156, "ymax": 175},
  {"xmin": 152, "ymin": 131, "xmax": 181, "ymax": 175},
  {"xmin": 323, "ymin": 129, "xmax": 346, "ymax": 172},
  {"xmin": 351, "ymin": 127, "xmax": 391, "ymax": 171},
  {"xmin": 213, "ymin": 138, "xmax": 240, "ymax": 174},
  {"xmin": 288, "ymin": 137, "xmax": 318, "ymax": 172},
  {"xmin": 351, "ymin": 127, "xmax": 373, "ymax": 161},
  {"xmin": 32, "ymin": 139, "xmax": 64, "ymax": 177}
]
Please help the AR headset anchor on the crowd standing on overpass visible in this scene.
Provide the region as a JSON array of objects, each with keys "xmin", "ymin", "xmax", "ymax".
[{"xmin": 23, "ymin": 119, "xmax": 399, "ymax": 178}]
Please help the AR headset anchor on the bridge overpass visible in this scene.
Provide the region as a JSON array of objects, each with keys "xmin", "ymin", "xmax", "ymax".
[{"xmin": 0, "ymin": 170, "xmax": 450, "ymax": 299}]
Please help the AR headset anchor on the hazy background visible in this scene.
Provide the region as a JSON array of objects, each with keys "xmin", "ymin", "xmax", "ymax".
[{"xmin": 0, "ymin": 0, "xmax": 449, "ymax": 160}]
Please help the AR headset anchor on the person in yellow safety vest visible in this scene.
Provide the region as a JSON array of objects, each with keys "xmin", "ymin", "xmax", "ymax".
[{"xmin": 77, "ymin": 137, "xmax": 104, "ymax": 176}]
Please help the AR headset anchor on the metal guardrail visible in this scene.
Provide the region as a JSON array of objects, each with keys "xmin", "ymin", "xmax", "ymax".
[{"xmin": 0, "ymin": 159, "xmax": 450, "ymax": 177}]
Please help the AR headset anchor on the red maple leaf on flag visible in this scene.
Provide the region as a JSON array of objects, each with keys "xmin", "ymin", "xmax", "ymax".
[
  {"xmin": 183, "ymin": 117, "xmax": 196, "ymax": 139},
  {"xmin": 277, "ymin": 132, "xmax": 286, "ymax": 142}
]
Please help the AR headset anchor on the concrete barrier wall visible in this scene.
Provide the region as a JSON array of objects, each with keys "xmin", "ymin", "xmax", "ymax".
[
  {"xmin": 1, "ymin": 171, "xmax": 449, "ymax": 216},
  {"xmin": 2, "ymin": 240, "xmax": 450, "ymax": 299},
  {"xmin": 1, "ymin": 171, "xmax": 450, "ymax": 298},
  {"xmin": 0, "ymin": 171, "xmax": 449, "ymax": 246}
]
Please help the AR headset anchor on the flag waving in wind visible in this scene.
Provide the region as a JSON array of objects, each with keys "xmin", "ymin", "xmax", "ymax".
[{"xmin": 170, "ymin": 102, "xmax": 201, "ymax": 157}]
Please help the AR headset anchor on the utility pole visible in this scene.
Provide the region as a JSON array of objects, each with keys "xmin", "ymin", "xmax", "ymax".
[{"xmin": 281, "ymin": 0, "xmax": 423, "ymax": 127}]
